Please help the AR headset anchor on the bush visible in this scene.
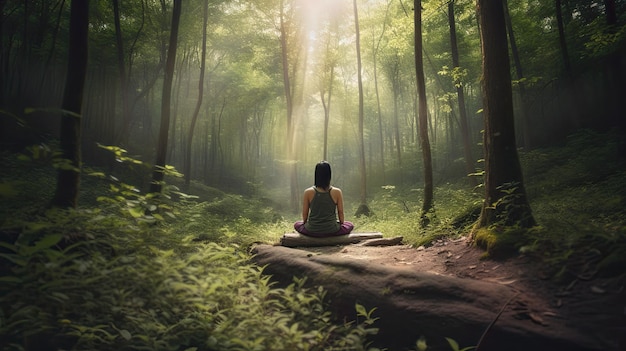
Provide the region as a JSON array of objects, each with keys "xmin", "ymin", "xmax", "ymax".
[{"xmin": 0, "ymin": 233, "xmax": 379, "ymax": 351}]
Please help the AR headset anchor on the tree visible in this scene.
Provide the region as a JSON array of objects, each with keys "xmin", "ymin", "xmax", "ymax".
[
  {"xmin": 448, "ymin": 0, "xmax": 476, "ymax": 186},
  {"xmin": 50, "ymin": 0, "xmax": 89, "ymax": 209},
  {"xmin": 150, "ymin": 0, "xmax": 182, "ymax": 194},
  {"xmin": 112, "ymin": 0, "xmax": 130, "ymax": 147},
  {"xmin": 414, "ymin": 0, "xmax": 433, "ymax": 217},
  {"xmin": 473, "ymin": 0, "xmax": 535, "ymax": 242},
  {"xmin": 367, "ymin": 1, "xmax": 392, "ymax": 184},
  {"xmin": 317, "ymin": 23, "xmax": 337, "ymax": 161},
  {"xmin": 554, "ymin": 0, "xmax": 571, "ymax": 75},
  {"xmin": 184, "ymin": 0, "xmax": 208, "ymax": 188},
  {"xmin": 502, "ymin": 0, "xmax": 531, "ymax": 149},
  {"xmin": 275, "ymin": 0, "xmax": 306, "ymax": 211},
  {"xmin": 353, "ymin": 0, "xmax": 371, "ymax": 217}
]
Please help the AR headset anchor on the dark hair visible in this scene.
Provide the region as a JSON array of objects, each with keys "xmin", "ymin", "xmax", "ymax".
[{"xmin": 314, "ymin": 161, "xmax": 331, "ymax": 190}]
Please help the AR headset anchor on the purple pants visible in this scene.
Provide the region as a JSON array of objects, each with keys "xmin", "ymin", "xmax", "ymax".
[{"xmin": 293, "ymin": 221, "xmax": 354, "ymax": 238}]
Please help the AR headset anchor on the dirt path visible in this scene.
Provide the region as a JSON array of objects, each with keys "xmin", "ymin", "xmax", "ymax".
[{"xmin": 303, "ymin": 236, "xmax": 625, "ymax": 350}]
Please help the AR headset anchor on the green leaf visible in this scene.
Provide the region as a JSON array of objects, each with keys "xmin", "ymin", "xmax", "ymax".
[
  {"xmin": 416, "ymin": 335, "xmax": 427, "ymax": 351},
  {"xmin": 32, "ymin": 234, "xmax": 64, "ymax": 252},
  {"xmin": 445, "ymin": 337, "xmax": 459, "ymax": 351},
  {"xmin": 355, "ymin": 303, "xmax": 367, "ymax": 317},
  {"xmin": 0, "ymin": 241, "xmax": 17, "ymax": 252},
  {"xmin": 119, "ymin": 329, "xmax": 131, "ymax": 340},
  {"xmin": 0, "ymin": 253, "xmax": 27, "ymax": 266},
  {"xmin": 128, "ymin": 206, "xmax": 144, "ymax": 218},
  {"xmin": 0, "ymin": 276, "xmax": 22, "ymax": 284}
]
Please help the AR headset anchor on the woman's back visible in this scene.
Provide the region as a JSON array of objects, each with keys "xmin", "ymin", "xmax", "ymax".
[{"xmin": 305, "ymin": 187, "xmax": 340, "ymax": 234}]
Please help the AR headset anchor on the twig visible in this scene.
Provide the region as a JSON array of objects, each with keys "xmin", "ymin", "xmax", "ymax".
[{"xmin": 475, "ymin": 291, "xmax": 519, "ymax": 351}]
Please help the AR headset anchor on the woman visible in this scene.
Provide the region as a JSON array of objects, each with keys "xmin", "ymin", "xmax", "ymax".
[{"xmin": 294, "ymin": 161, "xmax": 354, "ymax": 237}]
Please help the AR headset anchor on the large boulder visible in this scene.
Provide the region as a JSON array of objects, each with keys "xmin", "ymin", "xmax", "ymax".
[{"xmin": 251, "ymin": 244, "xmax": 604, "ymax": 351}]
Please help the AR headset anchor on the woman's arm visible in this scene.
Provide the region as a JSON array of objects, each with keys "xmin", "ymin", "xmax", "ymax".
[
  {"xmin": 335, "ymin": 188, "xmax": 345, "ymax": 224},
  {"xmin": 301, "ymin": 188, "xmax": 312, "ymax": 222}
]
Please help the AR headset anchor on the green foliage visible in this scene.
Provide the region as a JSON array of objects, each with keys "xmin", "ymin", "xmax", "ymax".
[
  {"xmin": 0, "ymin": 149, "xmax": 379, "ymax": 351},
  {"xmin": 444, "ymin": 337, "xmax": 475, "ymax": 351},
  {"xmin": 519, "ymin": 129, "xmax": 626, "ymax": 279},
  {"xmin": 0, "ymin": 236, "xmax": 379, "ymax": 350},
  {"xmin": 2, "ymin": 126, "xmax": 625, "ymax": 351},
  {"xmin": 405, "ymin": 336, "xmax": 474, "ymax": 351},
  {"xmin": 348, "ymin": 184, "xmax": 482, "ymax": 247}
]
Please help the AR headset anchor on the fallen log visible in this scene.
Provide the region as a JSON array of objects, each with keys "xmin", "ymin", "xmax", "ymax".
[
  {"xmin": 280, "ymin": 232, "xmax": 383, "ymax": 247},
  {"xmin": 357, "ymin": 236, "xmax": 403, "ymax": 246},
  {"xmin": 251, "ymin": 244, "xmax": 603, "ymax": 351}
]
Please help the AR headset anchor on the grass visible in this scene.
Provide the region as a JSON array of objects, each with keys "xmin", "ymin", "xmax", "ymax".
[{"xmin": 0, "ymin": 128, "xmax": 624, "ymax": 350}]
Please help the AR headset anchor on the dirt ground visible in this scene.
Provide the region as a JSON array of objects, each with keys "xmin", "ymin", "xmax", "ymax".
[{"xmin": 304, "ymin": 236, "xmax": 626, "ymax": 350}]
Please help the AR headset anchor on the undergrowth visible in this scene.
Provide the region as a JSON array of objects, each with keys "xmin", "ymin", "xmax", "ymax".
[
  {"xmin": 0, "ymin": 149, "xmax": 380, "ymax": 351},
  {"xmin": 1, "ymin": 128, "xmax": 624, "ymax": 350},
  {"xmin": 519, "ymin": 129, "xmax": 626, "ymax": 279},
  {"xmin": 311, "ymin": 129, "xmax": 626, "ymax": 279}
]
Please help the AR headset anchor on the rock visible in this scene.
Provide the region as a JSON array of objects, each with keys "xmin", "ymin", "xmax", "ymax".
[
  {"xmin": 357, "ymin": 236, "xmax": 403, "ymax": 246},
  {"xmin": 280, "ymin": 232, "xmax": 383, "ymax": 247},
  {"xmin": 251, "ymin": 244, "xmax": 604, "ymax": 351}
]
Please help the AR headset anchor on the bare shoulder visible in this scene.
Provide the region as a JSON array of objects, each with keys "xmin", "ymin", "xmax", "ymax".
[
  {"xmin": 303, "ymin": 187, "xmax": 315, "ymax": 197},
  {"xmin": 331, "ymin": 186, "xmax": 343, "ymax": 198}
]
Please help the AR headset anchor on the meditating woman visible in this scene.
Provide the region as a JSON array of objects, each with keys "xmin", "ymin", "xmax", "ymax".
[{"xmin": 294, "ymin": 161, "xmax": 354, "ymax": 237}]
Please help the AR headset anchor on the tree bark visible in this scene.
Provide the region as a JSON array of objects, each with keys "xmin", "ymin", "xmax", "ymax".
[
  {"xmin": 184, "ymin": 0, "xmax": 208, "ymax": 188},
  {"xmin": 555, "ymin": 0, "xmax": 571, "ymax": 75},
  {"xmin": 503, "ymin": 0, "xmax": 532, "ymax": 149},
  {"xmin": 112, "ymin": 0, "xmax": 131, "ymax": 147},
  {"xmin": 414, "ymin": 0, "xmax": 434, "ymax": 216},
  {"xmin": 278, "ymin": 0, "xmax": 299, "ymax": 212},
  {"xmin": 50, "ymin": 0, "xmax": 89, "ymax": 209},
  {"xmin": 475, "ymin": 0, "xmax": 535, "ymax": 229},
  {"xmin": 448, "ymin": 0, "xmax": 476, "ymax": 186},
  {"xmin": 149, "ymin": 0, "xmax": 182, "ymax": 194},
  {"xmin": 353, "ymin": 0, "xmax": 370, "ymax": 217}
]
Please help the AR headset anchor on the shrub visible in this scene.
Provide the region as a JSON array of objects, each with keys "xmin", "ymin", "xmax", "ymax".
[{"xmin": 0, "ymin": 234, "xmax": 379, "ymax": 351}]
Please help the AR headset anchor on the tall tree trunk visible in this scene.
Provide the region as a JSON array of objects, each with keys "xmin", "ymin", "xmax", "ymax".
[
  {"xmin": 502, "ymin": 0, "xmax": 532, "ymax": 149},
  {"xmin": 0, "ymin": 0, "xmax": 8, "ymax": 105},
  {"xmin": 392, "ymin": 79, "xmax": 402, "ymax": 169},
  {"xmin": 279, "ymin": 0, "xmax": 298, "ymax": 211},
  {"xmin": 474, "ymin": 0, "xmax": 535, "ymax": 230},
  {"xmin": 354, "ymin": 0, "xmax": 370, "ymax": 217},
  {"xmin": 38, "ymin": 0, "xmax": 66, "ymax": 94},
  {"xmin": 320, "ymin": 65, "xmax": 334, "ymax": 161},
  {"xmin": 372, "ymin": 1, "xmax": 391, "ymax": 185},
  {"xmin": 414, "ymin": 0, "xmax": 433, "ymax": 216},
  {"xmin": 149, "ymin": 0, "xmax": 182, "ymax": 194},
  {"xmin": 184, "ymin": 0, "xmax": 208, "ymax": 188},
  {"xmin": 50, "ymin": 0, "xmax": 89, "ymax": 209},
  {"xmin": 603, "ymin": 0, "xmax": 622, "ymax": 129},
  {"xmin": 555, "ymin": 0, "xmax": 572, "ymax": 75},
  {"xmin": 448, "ymin": 0, "xmax": 476, "ymax": 186},
  {"xmin": 112, "ymin": 0, "xmax": 131, "ymax": 146},
  {"xmin": 554, "ymin": 0, "xmax": 584, "ymax": 129}
]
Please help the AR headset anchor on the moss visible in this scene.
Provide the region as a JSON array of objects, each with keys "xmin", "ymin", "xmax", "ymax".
[{"xmin": 472, "ymin": 226, "xmax": 527, "ymax": 259}]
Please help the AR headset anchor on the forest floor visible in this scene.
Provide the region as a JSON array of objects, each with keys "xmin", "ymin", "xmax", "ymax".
[{"xmin": 303, "ymin": 237, "xmax": 625, "ymax": 350}]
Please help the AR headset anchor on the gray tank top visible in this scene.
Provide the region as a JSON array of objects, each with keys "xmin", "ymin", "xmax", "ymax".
[{"xmin": 304, "ymin": 187, "xmax": 340, "ymax": 234}]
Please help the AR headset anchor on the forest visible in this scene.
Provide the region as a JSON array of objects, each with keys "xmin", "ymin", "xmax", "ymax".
[{"xmin": 1, "ymin": 0, "xmax": 625, "ymax": 350}]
